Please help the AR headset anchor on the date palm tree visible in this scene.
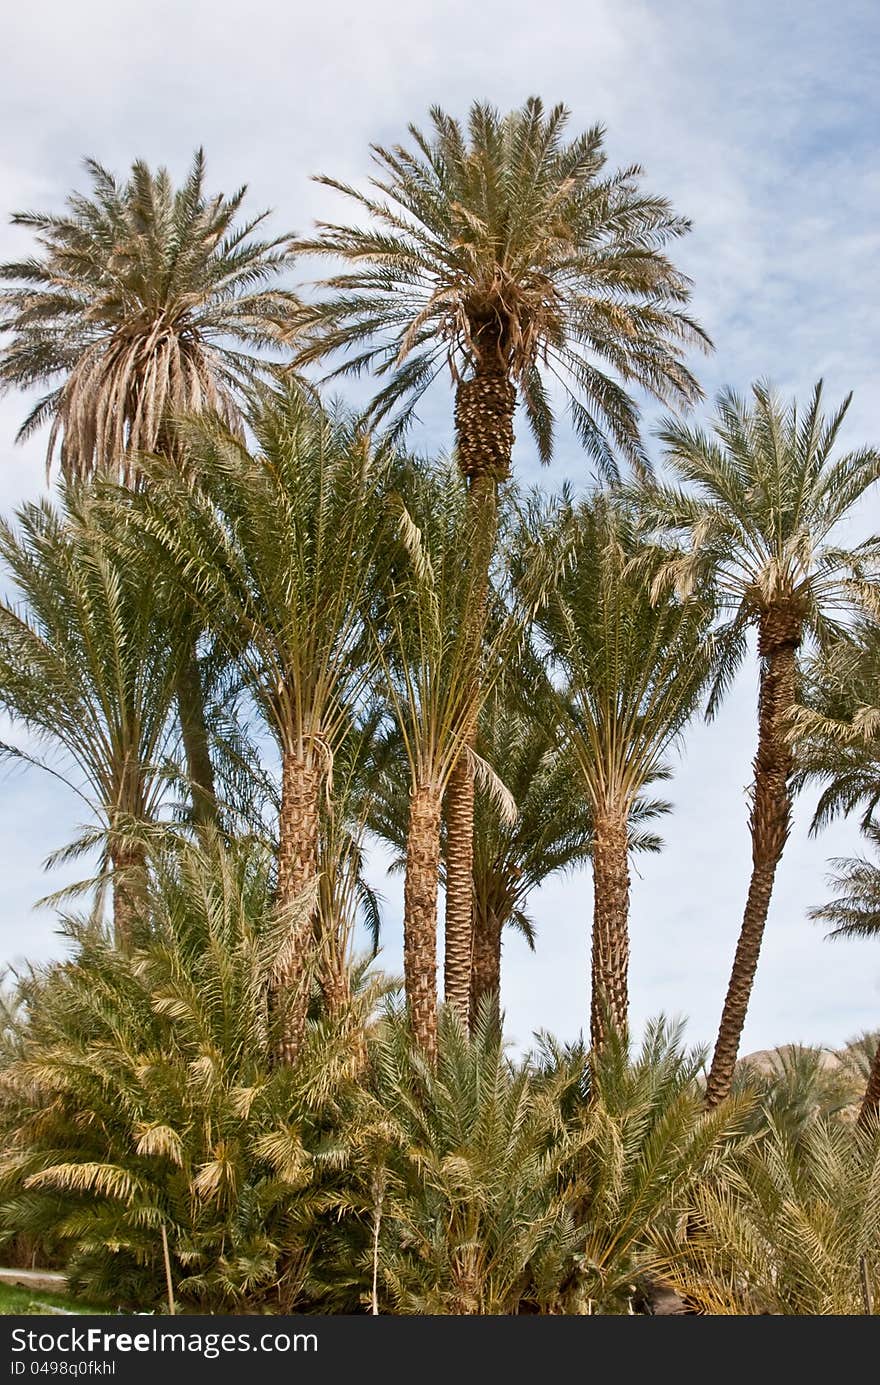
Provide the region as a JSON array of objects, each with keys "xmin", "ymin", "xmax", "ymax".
[
  {"xmin": 0, "ymin": 487, "xmax": 179, "ymax": 945},
  {"xmin": 0, "ymin": 151, "xmax": 298, "ymax": 826},
  {"xmin": 293, "ymin": 97, "xmax": 709, "ymax": 1018},
  {"xmin": 637, "ymin": 381, "xmax": 880, "ymax": 1106},
  {"xmin": 132, "ymin": 385, "xmax": 389, "ymax": 1062},
  {"xmin": 527, "ymin": 493, "xmax": 713, "ymax": 1049}
]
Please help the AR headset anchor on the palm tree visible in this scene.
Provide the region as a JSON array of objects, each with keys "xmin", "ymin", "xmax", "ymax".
[
  {"xmin": 345, "ymin": 1004, "xmax": 586, "ymax": 1314},
  {"xmin": 0, "ymin": 151, "xmax": 298, "ymax": 826},
  {"xmin": 293, "ymin": 97, "xmax": 710, "ymax": 1017},
  {"xmin": 637, "ymin": 381, "xmax": 880, "ymax": 1106},
  {"xmin": 372, "ymin": 461, "xmax": 516, "ymax": 1055},
  {"xmin": 0, "ymin": 487, "xmax": 179, "ymax": 945},
  {"xmin": 554, "ymin": 1019, "xmax": 747, "ymax": 1313},
  {"xmin": 809, "ymin": 826, "xmax": 880, "ymax": 1129},
  {"xmin": 664, "ymin": 1116, "xmax": 880, "ymax": 1314},
  {"xmin": 527, "ymin": 493, "xmax": 713, "ymax": 1050},
  {"xmin": 0, "ymin": 839, "xmax": 379, "ymax": 1312},
  {"xmin": 132, "ymin": 385, "xmax": 389, "ymax": 1062}
]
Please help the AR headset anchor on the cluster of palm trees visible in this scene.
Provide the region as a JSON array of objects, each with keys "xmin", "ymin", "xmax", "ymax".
[{"xmin": 1, "ymin": 98, "xmax": 880, "ymax": 1312}]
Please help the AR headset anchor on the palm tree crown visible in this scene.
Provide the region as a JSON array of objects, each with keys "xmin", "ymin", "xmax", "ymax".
[
  {"xmin": 293, "ymin": 97, "xmax": 708, "ymax": 475},
  {"xmin": 0, "ymin": 150, "xmax": 297, "ymax": 482},
  {"xmin": 643, "ymin": 381, "xmax": 880, "ymax": 691}
]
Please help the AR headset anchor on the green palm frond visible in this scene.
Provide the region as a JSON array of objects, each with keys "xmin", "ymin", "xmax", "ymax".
[{"xmin": 523, "ymin": 490, "xmax": 714, "ymax": 818}]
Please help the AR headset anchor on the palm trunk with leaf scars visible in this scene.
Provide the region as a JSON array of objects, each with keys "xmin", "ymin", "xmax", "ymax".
[
  {"xmin": 858, "ymin": 1039, "xmax": 880, "ymax": 1131},
  {"xmin": 705, "ymin": 607, "xmax": 802, "ymax": 1108},
  {"xmin": 445, "ymin": 351, "xmax": 515, "ymax": 1025},
  {"xmin": 109, "ymin": 840, "xmax": 146, "ymax": 952},
  {"xmin": 273, "ymin": 749, "xmax": 321, "ymax": 1065},
  {"xmin": 590, "ymin": 807, "xmax": 631, "ymax": 1053},
  {"xmin": 470, "ymin": 899, "xmax": 504, "ymax": 1028},
  {"xmin": 108, "ymin": 748, "xmax": 148, "ymax": 951},
  {"xmin": 175, "ymin": 632, "xmax": 219, "ymax": 831},
  {"xmin": 405, "ymin": 783, "xmax": 443, "ymax": 1058}
]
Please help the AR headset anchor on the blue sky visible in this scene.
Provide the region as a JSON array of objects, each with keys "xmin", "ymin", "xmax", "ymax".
[{"xmin": 1, "ymin": 0, "xmax": 879, "ymax": 1056}]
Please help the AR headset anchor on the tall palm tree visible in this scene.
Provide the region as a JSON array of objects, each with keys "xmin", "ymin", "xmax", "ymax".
[
  {"xmin": 373, "ymin": 461, "xmax": 516, "ymax": 1055},
  {"xmin": 527, "ymin": 493, "xmax": 713, "ymax": 1049},
  {"xmin": 809, "ymin": 825, "xmax": 880, "ymax": 1129},
  {"xmin": 132, "ymin": 385, "xmax": 389, "ymax": 1062},
  {"xmin": 0, "ymin": 487, "xmax": 179, "ymax": 945},
  {"xmin": 637, "ymin": 381, "xmax": 880, "ymax": 1106},
  {"xmin": 292, "ymin": 97, "xmax": 709, "ymax": 1017},
  {"xmin": 0, "ymin": 151, "xmax": 298, "ymax": 826}
]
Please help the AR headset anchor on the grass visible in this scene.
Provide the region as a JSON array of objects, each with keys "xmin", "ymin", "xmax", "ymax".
[{"xmin": 0, "ymin": 1281, "xmax": 108, "ymax": 1315}]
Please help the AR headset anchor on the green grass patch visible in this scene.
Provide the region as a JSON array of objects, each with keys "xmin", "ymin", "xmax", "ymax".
[{"xmin": 0, "ymin": 1281, "xmax": 108, "ymax": 1315}]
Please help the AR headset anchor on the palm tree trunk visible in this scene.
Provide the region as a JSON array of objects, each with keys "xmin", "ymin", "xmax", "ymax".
[
  {"xmin": 445, "ymin": 359, "xmax": 515, "ymax": 1017},
  {"xmin": 470, "ymin": 899, "xmax": 502, "ymax": 1028},
  {"xmin": 858, "ymin": 1038, "xmax": 880, "ymax": 1131},
  {"xmin": 273, "ymin": 751, "xmax": 321, "ymax": 1065},
  {"xmin": 404, "ymin": 783, "xmax": 442, "ymax": 1059},
  {"xmin": 175, "ymin": 635, "xmax": 218, "ymax": 830},
  {"xmin": 109, "ymin": 841, "xmax": 146, "ymax": 951},
  {"xmin": 444, "ymin": 753, "xmax": 475, "ymax": 1018},
  {"xmin": 590, "ymin": 808, "xmax": 630, "ymax": 1052},
  {"xmin": 705, "ymin": 619, "xmax": 800, "ymax": 1108}
]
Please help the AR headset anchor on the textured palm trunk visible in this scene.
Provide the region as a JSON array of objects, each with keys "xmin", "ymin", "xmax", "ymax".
[
  {"xmin": 444, "ymin": 752, "xmax": 476, "ymax": 1019},
  {"xmin": 590, "ymin": 808, "xmax": 631, "ymax": 1052},
  {"xmin": 109, "ymin": 840, "xmax": 146, "ymax": 952},
  {"xmin": 858, "ymin": 1038, "xmax": 880, "ymax": 1131},
  {"xmin": 404, "ymin": 784, "xmax": 442, "ymax": 1059},
  {"xmin": 273, "ymin": 751, "xmax": 321, "ymax": 1065},
  {"xmin": 470, "ymin": 898, "xmax": 503, "ymax": 1028},
  {"xmin": 705, "ymin": 613, "xmax": 800, "ymax": 1108},
  {"xmin": 175, "ymin": 635, "xmax": 218, "ymax": 831},
  {"xmin": 444, "ymin": 358, "xmax": 516, "ymax": 1019}
]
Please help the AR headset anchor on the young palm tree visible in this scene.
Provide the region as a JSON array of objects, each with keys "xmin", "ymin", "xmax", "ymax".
[
  {"xmin": 0, "ymin": 151, "xmax": 298, "ymax": 825},
  {"xmin": 132, "ymin": 386, "xmax": 389, "ymax": 1062},
  {"xmin": 342, "ymin": 1004, "xmax": 587, "ymax": 1314},
  {"xmin": 809, "ymin": 826, "xmax": 880, "ymax": 1129},
  {"xmin": 0, "ymin": 840, "xmax": 378, "ymax": 1312},
  {"xmin": 373, "ymin": 461, "xmax": 516, "ymax": 1054},
  {"xmin": 637, "ymin": 381, "xmax": 880, "ymax": 1106},
  {"xmin": 556, "ymin": 1019, "xmax": 747, "ymax": 1313},
  {"xmin": 664, "ymin": 1116, "xmax": 880, "ymax": 1314},
  {"xmin": 0, "ymin": 487, "xmax": 179, "ymax": 946},
  {"xmin": 293, "ymin": 97, "xmax": 710, "ymax": 1014},
  {"xmin": 527, "ymin": 493, "xmax": 713, "ymax": 1050}
]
